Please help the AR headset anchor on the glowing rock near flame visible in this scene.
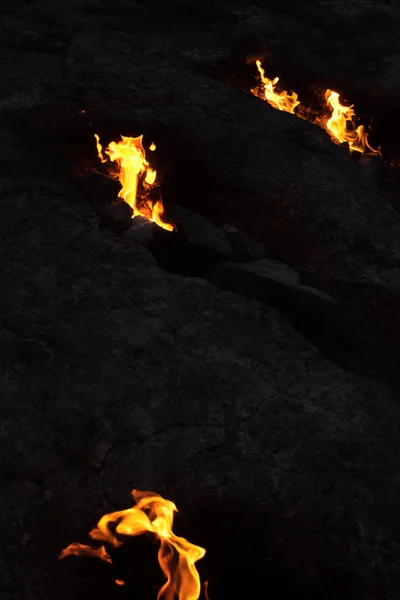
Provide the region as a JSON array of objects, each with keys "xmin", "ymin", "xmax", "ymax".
[
  {"xmin": 94, "ymin": 134, "xmax": 174, "ymax": 231},
  {"xmin": 253, "ymin": 59, "xmax": 300, "ymax": 114},
  {"xmin": 324, "ymin": 90, "xmax": 379, "ymax": 154},
  {"xmin": 59, "ymin": 490, "xmax": 206, "ymax": 600}
]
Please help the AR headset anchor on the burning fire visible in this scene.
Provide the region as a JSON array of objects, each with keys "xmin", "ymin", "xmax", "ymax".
[
  {"xmin": 252, "ymin": 62, "xmax": 379, "ymax": 154},
  {"xmin": 323, "ymin": 90, "xmax": 379, "ymax": 154},
  {"xmin": 252, "ymin": 59, "xmax": 300, "ymax": 114},
  {"xmin": 59, "ymin": 489, "xmax": 206, "ymax": 600},
  {"xmin": 94, "ymin": 134, "xmax": 174, "ymax": 231}
]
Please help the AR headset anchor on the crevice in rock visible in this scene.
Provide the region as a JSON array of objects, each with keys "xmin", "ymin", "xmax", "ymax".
[
  {"xmin": 183, "ymin": 48, "xmax": 400, "ymax": 222},
  {"xmin": 114, "ymin": 206, "xmax": 400, "ymax": 399},
  {"xmin": 186, "ymin": 38, "xmax": 400, "ymax": 165},
  {"xmin": 67, "ymin": 125, "xmax": 400, "ymax": 401},
  {"xmin": 17, "ymin": 74, "xmax": 400, "ymax": 403},
  {"xmin": 97, "ymin": 421, "xmax": 224, "ymax": 475}
]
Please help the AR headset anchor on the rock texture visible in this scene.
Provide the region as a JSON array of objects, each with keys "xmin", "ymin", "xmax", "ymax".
[{"xmin": 1, "ymin": 1, "xmax": 400, "ymax": 600}]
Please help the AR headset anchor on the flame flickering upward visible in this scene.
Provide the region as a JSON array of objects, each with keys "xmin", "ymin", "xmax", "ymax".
[
  {"xmin": 324, "ymin": 90, "xmax": 379, "ymax": 154},
  {"xmin": 94, "ymin": 134, "xmax": 174, "ymax": 231},
  {"xmin": 252, "ymin": 62, "xmax": 379, "ymax": 154},
  {"xmin": 253, "ymin": 59, "xmax": 300, "ymax": 114},
  {"xmin": 59, "ymin": 490, "xmax": 206, "ymax": 600}
]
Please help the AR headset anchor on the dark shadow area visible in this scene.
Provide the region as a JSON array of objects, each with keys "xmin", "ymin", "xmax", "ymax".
[
  {"xmin": 148, "ymin": 231, "xmax": 225, "ymax": 277},
  {"xmin": 180, "ymin": 499, "xmax": 370, "ymax": 600},
  {"xmin": 110, "ymin": 535, "xmax": 166, "ymax": 600}
]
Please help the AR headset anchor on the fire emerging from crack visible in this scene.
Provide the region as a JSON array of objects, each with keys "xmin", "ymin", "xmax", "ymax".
[
  {"xmin": 94, "ymin": 134, "xmax": 174, "ymax": 231},
  {"xmin": 323, "ymin": 90, "xmax": 380, "ymax": 154},
  {"xmin": 252, "ymin": 60, "xmax": 300, "ymax": 114},
  {"xmin": 59, "ymin": 490, "xmax": 206, "ymax": 600},
  {"xmin": 252, "ymin": 61, "xmax": 379, "ymax": 154}
]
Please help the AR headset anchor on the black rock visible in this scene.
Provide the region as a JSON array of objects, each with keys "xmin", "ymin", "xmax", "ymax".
[
  {"xmin": 120, "ymin": 216, "xmax": 161, "ymax": 246},
  {"xmin": 81, "ymin": 170, "xmax": 122, "ymax": 205},
  {"xmin": 93, "ymin": 198, "xmax": 133, "ymax": 233},
  {"xmin": 207, "ymin": 259, "xmax": 301, "ymax": 292},
  {"xmin": 81, "ymin": 171, "xmax": 131, "ymax": 232},
  {"xmin": 224, "ymin": 224, "xmax": 269, "ymax": 261},
  {"xmin": 358, "ymin": 152, "xmax": 385, "ymax": 185},
  {"xmin": 3, "ymin": 2, "xmax": 400, "ymax": 599},
  {"xmin": 206, "ymin": 259, "xmax": 300, "ymax": 304},
  {"xmin": 170, "ymin": 205, "xmax": 233, "ymax": 259},
  {"xmin": 230, "ymin": 33, "xmax": 270, "ymax": 66}
]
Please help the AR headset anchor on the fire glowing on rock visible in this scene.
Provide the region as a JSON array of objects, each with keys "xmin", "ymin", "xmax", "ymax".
[
  {"xmin": 323, "ymin": 90, "xmax": 379, "ymax": 154},
  {"xmin": 252, "ymin": 60, "xmax": 300, "ymax": 114},
  {"xmin": 94, "ymin": 134, "xmax": 174, "ymax": 231},
  {"xmin": 59, "ymin": 489, "xmax": 206, "ymax": 600},
  {"xmin": 252, "ymin": 61, "xmax": 380, "ymax": 154}
]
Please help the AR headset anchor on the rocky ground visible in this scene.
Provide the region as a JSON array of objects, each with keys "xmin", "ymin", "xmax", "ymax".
[{"xmin": 1, "ymin": 0, "xmax": 400, "ymax": 599}]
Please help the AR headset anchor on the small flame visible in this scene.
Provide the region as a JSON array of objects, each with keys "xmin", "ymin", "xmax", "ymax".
[
  {"xmin": 94, "ymin": 134, "xmax": 174, "ymax": 231},
  {"xmin": 59, "ymin": 542, "xmax": 112, "ymax": 563},
  {"xmin": 94, "ymin": 133, "xmax": 107, "ymax": 163},
  {"xmin": 59, "ymin": 490, "xmax": 206, "ymax": 600},
  {"xmin": 324, "ymin": 90, "xmax": 380, "ymax": 154},
  {"xmin": 150, "ymin": 142, "xmax": 156, "ymax": 151},
  {"xmin": 203, "ymin": 581, "xmax": 209, "ymax": 600},
  {"xmin": 253, "ymin": 60, "xmax": 300, "ymax": 114}
]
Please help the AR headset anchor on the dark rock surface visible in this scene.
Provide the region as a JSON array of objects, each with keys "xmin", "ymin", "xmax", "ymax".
[
  {"xmin": 207, "ymin": 258, "xmax": 301, "ymax": 296},
  {"xmin": 170, "ymin": 205, "xmax": 233, "ymax": 259},
  {"xmin": 92, "ymin": 198, "xmax": 133, "ymax": 233},
  {"xmin": 121, "ymin": 216, "xmax": 161, "ymax": 247},
  {"xmin": 81, "ymin": 171, "xmax": 122, "ymax": 206},
  {"xmin": 1, "ymin": 1, "xmax": 400, "ymax": 600},
  {"xmin": 223, "ymin": 223, "xmax": 269, "ymax": 261}
]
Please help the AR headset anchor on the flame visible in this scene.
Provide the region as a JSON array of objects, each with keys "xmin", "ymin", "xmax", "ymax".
[
  {"xmin": 203, "ymin": 581, "xmax": 209, "ymax": 600},
  {"xmin": 324, "ymin": 90, "xmax": 379, "ymax": 154},
  {"xmin": 251, "ymin": 63, "xmax": 380, "ymax": 154},
  {"xmin": 94, "ymin": 134, "xmax": 174, "ymax": 231},
  {"xmin": 150, "ymin": 142, "xmax": 156, "ymax": 151},
  {"xmin": 253, "ymin": 60, "xmax": 300, "ymax": 114},
  {"xmin": 94, "ymin": 133, "xmax": 107, "ymax": 163},
  {"xmin": 59, "ymin": 489, "xmax": 206, "ymax": 600}
]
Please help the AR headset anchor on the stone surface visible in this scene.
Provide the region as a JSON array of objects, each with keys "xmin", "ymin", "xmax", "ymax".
[
  {"xmin": 170, "ymin": 205, "xmax": 233, "ymax": 259},
  {"xmin": 230, "ymin": 33, "xmax": 270, "ymax": 65},
  {"xmin": 207, "ymin": 258, "xmax": 301, "ymax": 291},
  {"xmin": 81, "ymin": 171, "xmax": 122, "ymax": 206},
  {"xmin": 224, "ymin": 224, "xmax": 269, "ymax": 261},
  {"xmin": 1, "ymin": 1, "xmax": 400, "ymax": 599},
  {"xmin": 92, "ymin": 198, "xmax": 133, "ymax": 233},
  {"xmin": 120, "ymin": 216, "xmax": 161, "ymax": 246},
  {"xmin": 215, "ymin": 0, "xmax": 400, "ymax": 112},
  {"xmin": 299, "ymin": 285, "xmax": 338, "ymax": 303},
  {"xmin": 357, "ymin": 153, "xmax": 385, "ymax": 186},
  {"xmin": 1, "ymin": 198, "xmax": 400, "ymax": 600}
]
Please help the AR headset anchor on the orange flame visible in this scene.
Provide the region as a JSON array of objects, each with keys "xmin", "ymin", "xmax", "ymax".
[
  {"xmin": 94, "ymin": 134, "xmax": 174, "ymax": 231},
  {"xmin": 59, "ymin": 490, "xmax": 206, "ymax": 600},
  {"xmin": 323, "ymin": 90, "xmax": 380, "ymax": 154},
  {"xmin": 253, "ymin": 60, "xmax": 300, "ymax": 114},
  {"xmin": 94, "ymin": 133, "xmax": 107, "ymax": 163},
  {"xmin": 251, "ymin": 63, "xmax": 380, "ymax": 154}
]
